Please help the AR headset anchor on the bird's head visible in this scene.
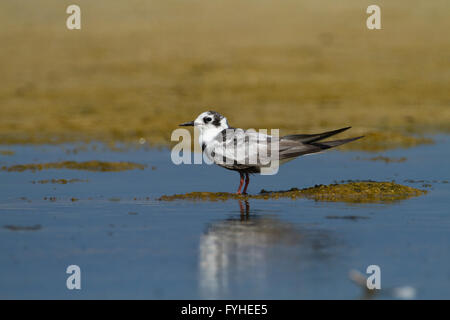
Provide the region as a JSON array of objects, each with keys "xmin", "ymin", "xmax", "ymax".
[{"xmin": 179, "ymin": 111, "xmax": 229, "ymax": 134}]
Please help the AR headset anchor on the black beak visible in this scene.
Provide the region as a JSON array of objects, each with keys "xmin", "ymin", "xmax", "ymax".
[{"xmin": 179, "ymin": 121, "xmax": 195, "ymax": 127}]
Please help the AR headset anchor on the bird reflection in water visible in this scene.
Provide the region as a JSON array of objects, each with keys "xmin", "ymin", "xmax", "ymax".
[
  {"xmin": 199, "ymin": 200, "xmax": 334, "ymax": 298},
  {"xmin": 238, "ymin": 199, "xmax": 250, "ymax": 219}
]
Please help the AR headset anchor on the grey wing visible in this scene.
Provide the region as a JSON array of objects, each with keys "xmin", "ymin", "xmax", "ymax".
[
  {"xmin": 208, "ymin": 127, "xmax": 363, "ymax": 170},
  {"xmin": 281, "ymin": 126, "xmax": 351, "ymax": 144},
  {"xmin": 279, "ymin": 134, "xmax": 364, "ymax": 161},
  {"xmin": 209, "ymin": 129, "xmax": 277, "ymax": 171}
]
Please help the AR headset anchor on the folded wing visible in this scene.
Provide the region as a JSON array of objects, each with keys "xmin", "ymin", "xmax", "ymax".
[{"xmin": 206, "ymin": 127, "xmax": 363, "ymax": 170}]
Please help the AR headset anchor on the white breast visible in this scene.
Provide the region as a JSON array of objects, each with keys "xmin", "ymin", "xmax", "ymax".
[{"xmin": 199, "ymin": 126, "xmax": 225, "ymax": 147}]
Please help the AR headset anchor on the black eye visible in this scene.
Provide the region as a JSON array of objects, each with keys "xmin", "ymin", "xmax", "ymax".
[{"xmin": 203, "ymin": 117, "xmax": 212, "ymax": 123}]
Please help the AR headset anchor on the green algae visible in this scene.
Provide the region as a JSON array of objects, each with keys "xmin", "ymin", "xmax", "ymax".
[
  {"xmin": 368, "ymin": 156, "xmax": 407, "ymax": 163},
  {"xmin": 326, "ymin": 215, "xmax": 370, "ymax": 220},
  {"xmin": 341, "ymin": 132, "xmax": 434, "ymax": 152},
  {"xmin": 1, "ymin": 161, "xmax": 146, "ymax": 172},
  {"xmin": 3, "ymin": 224, "xmax": 42, "ymax": 231},
  {"xmin": 31, "ymin": 179, "xmax": 88, "ymax": 184},
  {"xmin": 404, "ymin": 179, "xmax": 448, "ymax": 184},
  {"xmin": 0, "ymin": 149, "xmax": 15, "ymax": 156},
  {"xmin": 158, "ymin": 182, "xmax": 427, "ymax": 204},
  {"xmin": 356, "ymin": 155, "xmax": 407, "ymax": 163}
]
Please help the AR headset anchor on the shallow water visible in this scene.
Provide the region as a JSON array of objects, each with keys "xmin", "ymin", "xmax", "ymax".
[{"xmin": 0, "ymin": 136, "xmax": 449, "ymax": 299}]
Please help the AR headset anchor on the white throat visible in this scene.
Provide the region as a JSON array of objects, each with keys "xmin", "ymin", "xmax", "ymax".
[{"xmin": 199, "ymin": 123, "xmax": 229, "ymax": 147}]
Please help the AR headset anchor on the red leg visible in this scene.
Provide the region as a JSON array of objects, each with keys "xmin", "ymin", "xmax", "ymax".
[
  {"xmin": 236, "ymin": 172, "xmax": 244, "ymax": 194},
  {"xmin": 242, "ymin": 173, "xmax": 250, "ymax": 194}
]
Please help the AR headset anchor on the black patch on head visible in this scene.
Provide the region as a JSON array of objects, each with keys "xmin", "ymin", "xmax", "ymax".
[
  {"xmin": 203, "ymin": 116, "xmax": 212, "ymax": 124},
  {"xmin": 207, "ymin": 111, "xmax": 224, "ymax": 127}
]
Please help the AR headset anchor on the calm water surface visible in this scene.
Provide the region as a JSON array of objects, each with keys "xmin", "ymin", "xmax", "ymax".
[{"xmin": 0, "ymin": 136, "xmax": 449, "ymax": 299}]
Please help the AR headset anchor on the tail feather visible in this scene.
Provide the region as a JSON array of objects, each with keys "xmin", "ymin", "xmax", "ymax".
[
  {"xmin": 279, "ymin": 135, "xmax": 364, "ymax": 161},
  {"xmin": 310, "ymin": 136, "xmax": 364, "ymax": 150}
]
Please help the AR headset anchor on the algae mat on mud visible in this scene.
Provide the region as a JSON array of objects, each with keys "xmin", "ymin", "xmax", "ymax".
[
  {"xmin": 1, "ymin": 161, "xmax": 146, "ymax": 172},
  {"xmin": 158, "ymin": 182, "xmax": 427, "ymax": 204},
  {"xmin": 0, "ymin": 1, "xmax": 449, "ymax": 151}
]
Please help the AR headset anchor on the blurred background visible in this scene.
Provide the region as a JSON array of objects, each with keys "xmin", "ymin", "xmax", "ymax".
[{"xmin": 0, "ymin": 0, "xmax": 448, "ymax": 150}]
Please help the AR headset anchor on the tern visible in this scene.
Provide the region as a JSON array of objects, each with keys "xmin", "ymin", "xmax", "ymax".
[{"xmin": 180, "ymin": 111, "xmax": 363, "ymax": 194}]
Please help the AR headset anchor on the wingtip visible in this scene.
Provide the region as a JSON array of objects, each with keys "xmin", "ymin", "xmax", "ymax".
[
  {"xmin": 335, "ymin": 126, "xmax": 351, "ymax": 133},
  {"xmin": 344, "ymin": 135, "xmax": 364, "ymax": 143}
]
